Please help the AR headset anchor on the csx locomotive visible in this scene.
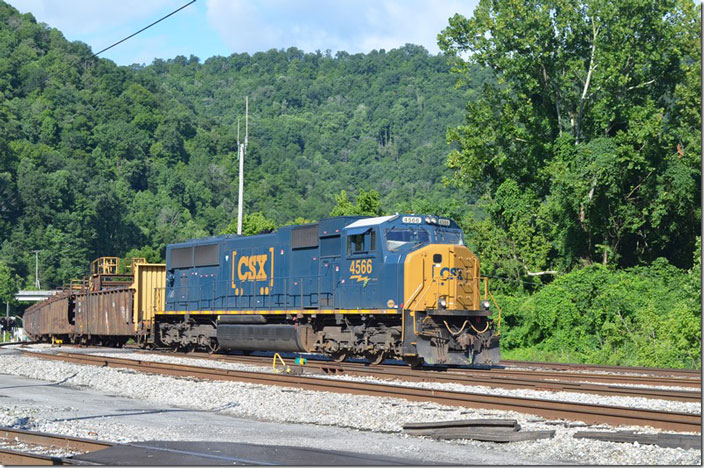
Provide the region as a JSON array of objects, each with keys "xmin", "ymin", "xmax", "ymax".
[{"xmin": 25, "ymin": 214, "xmax": 500, "ymax": 367}]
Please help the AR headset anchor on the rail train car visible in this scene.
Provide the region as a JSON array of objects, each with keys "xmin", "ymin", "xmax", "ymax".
[
  {"xmin": 24, "ymin": 214, "xmax": 500, "ymax": 367},
  {"xmin": 24, "ymin": 258, "xmax": 165, "ymax": 347}
]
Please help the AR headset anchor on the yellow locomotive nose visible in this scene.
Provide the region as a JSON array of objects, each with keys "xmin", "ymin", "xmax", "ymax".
[{"xmin": 404, "ymin": 244, "xmax": 481, "ymax": 312}]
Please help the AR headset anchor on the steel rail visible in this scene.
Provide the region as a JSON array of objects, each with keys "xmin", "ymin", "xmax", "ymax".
[
  {"xmin": 0, "ymin": 448, "xmax": 62, "ymax": 465},
  {"xmin": 0, "ymin": 427, "xmax": 114, "ymax": 453},
  {"xmin": 502, "ymin": 360, "xmax": 701, "ymax": 378},
  {"xmin": 24, "ymin": 351, "xmax": 702, "ymax": 433},
  {"xmin": 445, "ymin": 367, "xmax": 701, "ymax": 389},
  {"xmin": 0, "ymin": 340, "xmax": 38, "ymax": 347},
  {"xmin": 152, "ymin": 351, "xmax": 701, "ymax": 403},
  {"xmin": 200, "ymin": 352, "xmax": 701, "ymax": 388},
  {"xmin": 0, "ymin": 427, "xmax": 114, "ymax": 465},
  {"xmin": 103, "ymin": 345, "xmax": 704, "ymax": 388}
]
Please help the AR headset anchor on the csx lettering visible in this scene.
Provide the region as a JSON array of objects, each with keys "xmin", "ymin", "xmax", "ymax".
[
  {"xmin": 439, "ymin": 267, "xmax": 464, "ymax": 280},
  {"xmin": 238, "ymin": 254, "xmax": 268, "ymax": 281}
]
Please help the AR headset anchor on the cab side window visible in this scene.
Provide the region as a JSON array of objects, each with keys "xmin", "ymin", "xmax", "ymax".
[{"xmin": 347, "ymin": 230, "xmax": 376, "ymax": 255}]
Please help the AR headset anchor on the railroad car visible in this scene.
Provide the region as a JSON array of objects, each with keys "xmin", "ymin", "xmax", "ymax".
[
  {"xmin": 24, "ymin": 258, "xmax": 165, "ymax": 347},
  {"xmin": 24, "ymin": 214, "xmax": 501, "ymax": 367}
]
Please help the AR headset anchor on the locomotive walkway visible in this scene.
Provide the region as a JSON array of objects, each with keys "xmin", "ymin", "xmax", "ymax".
[{"xmin": 23, "ymin": 350, "xmax": 702, "ymax": 433}]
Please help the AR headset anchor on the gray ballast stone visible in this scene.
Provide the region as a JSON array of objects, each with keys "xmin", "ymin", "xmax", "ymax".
[{"xmin": 0, "ymin": 345, "xmax": 700, "ymax": 465}]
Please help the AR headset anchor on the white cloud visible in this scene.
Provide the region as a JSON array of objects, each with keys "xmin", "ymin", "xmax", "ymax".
[
  {"xmin": 5, "ymin": 0, "xmax": 476, "ymax": 64},
  {"xmin": 206, "ymin": 0, "xmax": 474, "ymax": 55},
  {"xmin": 6, "ymin": 0, "xmax": 177, "ymax": 36}
]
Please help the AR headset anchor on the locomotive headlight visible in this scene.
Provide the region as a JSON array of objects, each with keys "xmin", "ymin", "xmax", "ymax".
[
  {"xmin": 439, "ymin": 298, "xmax": 447, "ymax": 309},
  {"xmin": 482, "ymin": 300, "xmax": 490, "ymax": 309}
]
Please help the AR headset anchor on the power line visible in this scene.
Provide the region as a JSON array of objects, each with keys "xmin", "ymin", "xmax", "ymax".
[
  {"xmin": 33, "ymin": 0, "xmax": 196, "ymax": 89},
  {"xmin": 88, "ymin": 0, "xmax": 197, "ymax": 60}
]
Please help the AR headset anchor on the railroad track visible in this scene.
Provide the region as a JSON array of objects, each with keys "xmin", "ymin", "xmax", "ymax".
[
  {"xmin": 186, "ymin": 351, "xmax": 701, "ymax": 389},
  {"xmin": 0, "ymin": 427, "xmax": 114, "ymax": 465},
  {"xmin": 97, "ymin": 344, "xmax": 704, "ymax": 388},
  {"xmin": 502, "ymin": 360, "xmax": 701, "ymax": 379},
  {"xmin": 142, "ymin": 351, "xmax": 701, "ymax": 401},
  {"xmin": 0, "ymin": 340, "xmax": 38, "ymax": 347},
  {"xmin": 23, "ymin": 350, "xmax": 702, "ymax": 433}
]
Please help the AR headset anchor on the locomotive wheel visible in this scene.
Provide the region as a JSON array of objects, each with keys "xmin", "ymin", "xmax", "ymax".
[
  {"xmin": 331, "ymin": 351, "xmax": 348, "ymax": 362},
  {"xmin": 365, "ymin": 351, "xmax": 385, "ymax": 366},
  {"xmin": 207, "ymin": 338, "xmax": 219, "ymax": 354}
]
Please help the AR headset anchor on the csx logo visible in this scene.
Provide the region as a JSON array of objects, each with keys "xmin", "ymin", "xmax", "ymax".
[
  {"xmin": 237, "ymin": 254, "xmax": 268, "ymax": 281},
  {"xmin": 231, "ymin": 249, "xmax": 275, "ymax": 296},
  {"xmin": 231, "ymin": 249, "xmax": 274, "ymax": 283},
  {"xmin": 439, "ymin": 267, "xmax": 465, "ymax": 280},
  {"xmin": 237, "ymin": 254, "xmax": 269, "ymax": 281}
]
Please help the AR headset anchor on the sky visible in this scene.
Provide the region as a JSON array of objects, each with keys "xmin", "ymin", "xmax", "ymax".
[{"xmin": 6, "ymin": 0, "xmax": 478, "ymax": 66}]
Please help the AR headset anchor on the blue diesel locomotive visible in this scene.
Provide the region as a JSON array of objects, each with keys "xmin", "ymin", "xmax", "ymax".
[{"xmin": 156, "ymin": 214, "xmax": 500, "ymax": 366}]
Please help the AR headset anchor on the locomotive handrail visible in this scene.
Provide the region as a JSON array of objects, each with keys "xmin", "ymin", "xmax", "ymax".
[
  {"xmin": 165, "ymin": 274, "xmax": 337, "ymax": 312},
  {"xmin": 480, "ymin": 277, "xmax": 502, "ymax": 336}
]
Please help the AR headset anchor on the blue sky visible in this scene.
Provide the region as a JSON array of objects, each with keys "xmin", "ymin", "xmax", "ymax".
[{"xmin": 7, "ymin": 0, "xmax": 478, "ymax": 66}]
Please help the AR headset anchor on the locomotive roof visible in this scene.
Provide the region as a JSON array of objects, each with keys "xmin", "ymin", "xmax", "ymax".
[
  {"xmin": 344, "ymin": 215, "xmax": 398, "ymax": 228},
  {"xmin": 168, "ymin": 214, "xmax": 460, "ymax": 249}
]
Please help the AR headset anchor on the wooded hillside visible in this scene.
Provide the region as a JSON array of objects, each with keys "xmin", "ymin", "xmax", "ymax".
[{"xmin": 0, "ymin": 1, "xmax": 484, "ymax": 286}]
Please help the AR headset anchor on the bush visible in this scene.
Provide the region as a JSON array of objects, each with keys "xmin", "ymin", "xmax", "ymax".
[{"xmin": 496, "ymin": 259, "xmax": 701, "ymax": 369}]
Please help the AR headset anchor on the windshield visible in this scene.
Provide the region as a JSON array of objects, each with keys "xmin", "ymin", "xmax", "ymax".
[
  {"xmin": 435, "ymin": 229, "xmax": 464, "ymax": 245},
  {"xmin": 385, "ymin": 227, "xmax": 430, "ymax": 252}
]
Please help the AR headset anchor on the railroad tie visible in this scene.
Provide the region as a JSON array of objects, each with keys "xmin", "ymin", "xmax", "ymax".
[
  {"xmin": 573, "ymin": 431, "xmax": 702, "ymax": 450},
  {"xmin": 403, "ymin": 418, "xmax": 555, "ymax": 442}
]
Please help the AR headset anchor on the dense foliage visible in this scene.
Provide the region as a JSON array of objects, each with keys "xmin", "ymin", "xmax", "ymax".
[
  {"xmin": 0, "ymin": 1, "xmax": 483, "ymax": 289},
  {"xmin": 497, "ymin": 251, "xmax": 701, "ymax": 368},
  {"xmin": 439, "ymin": 0, "xmax": 700, "ymax": 275}
]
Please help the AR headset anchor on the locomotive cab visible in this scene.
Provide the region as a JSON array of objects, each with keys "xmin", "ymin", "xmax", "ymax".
[{"xmin": 377, "ymin": 216, "xmax": 500, "ymax": 366}]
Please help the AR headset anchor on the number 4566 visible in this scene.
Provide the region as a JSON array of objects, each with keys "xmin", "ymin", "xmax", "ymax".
[{"xmin": 349, "ymin": 259, "xmax": 372, "ymax": 275}]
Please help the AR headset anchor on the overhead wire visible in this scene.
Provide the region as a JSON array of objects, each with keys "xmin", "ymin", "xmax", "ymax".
[
  {"xmin": 88, "ymin": 0, "xmax": 197, "ymax": 60},
  {"xmin": 35, "ymin": 0, "xmax": 197, "ymax": 88}
]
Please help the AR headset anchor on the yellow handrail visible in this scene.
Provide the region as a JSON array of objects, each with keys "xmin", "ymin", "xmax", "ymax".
[{"xmin": 481, "ymin": 277, "xmax": 502, "ymax": 336}]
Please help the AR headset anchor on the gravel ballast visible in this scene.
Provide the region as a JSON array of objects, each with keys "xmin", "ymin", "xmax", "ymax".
[{"xmin": 0, "ymin": 345, "xmax": 700, "ymax": 465}]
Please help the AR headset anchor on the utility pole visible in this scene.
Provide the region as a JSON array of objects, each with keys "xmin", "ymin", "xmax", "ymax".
[
  {"xmin": 32, "ymin": 249, "xmax": 40, "ymax": 289},
  {"xmin": 237, "ymin": 96, "xmax": 248, "ymax": 236}
]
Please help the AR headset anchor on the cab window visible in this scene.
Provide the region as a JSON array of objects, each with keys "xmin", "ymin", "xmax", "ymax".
[
  {"xmin": 384, "ymin": 227, "xmax": 430, "ymax": 251},
  {"xmin": 347, "ymin": 230, "xmax": 376, "ymax": 255},
  {"xmin": 435, "ymin": 229, "xmax": 464, "ymax": 245}
]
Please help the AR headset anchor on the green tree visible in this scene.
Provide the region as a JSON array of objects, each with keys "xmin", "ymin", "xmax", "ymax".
[
  {"xmin": 0, "ymin": 260, "xmax": 19, "ymax": 305},
  {"xmin": 330, "ymin": 189, "xmax": 384, "ymax": 217},
  {"xmin": 122, "ymin": 246, "xmax": 163, "ymax": 270},
  {"xmin": 439, "ymin": 0, "xmax": 700, "ymax": 270},
  {"xmin": 221, "ymin": 212, "xmax": 277, "ymax": 236}
]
